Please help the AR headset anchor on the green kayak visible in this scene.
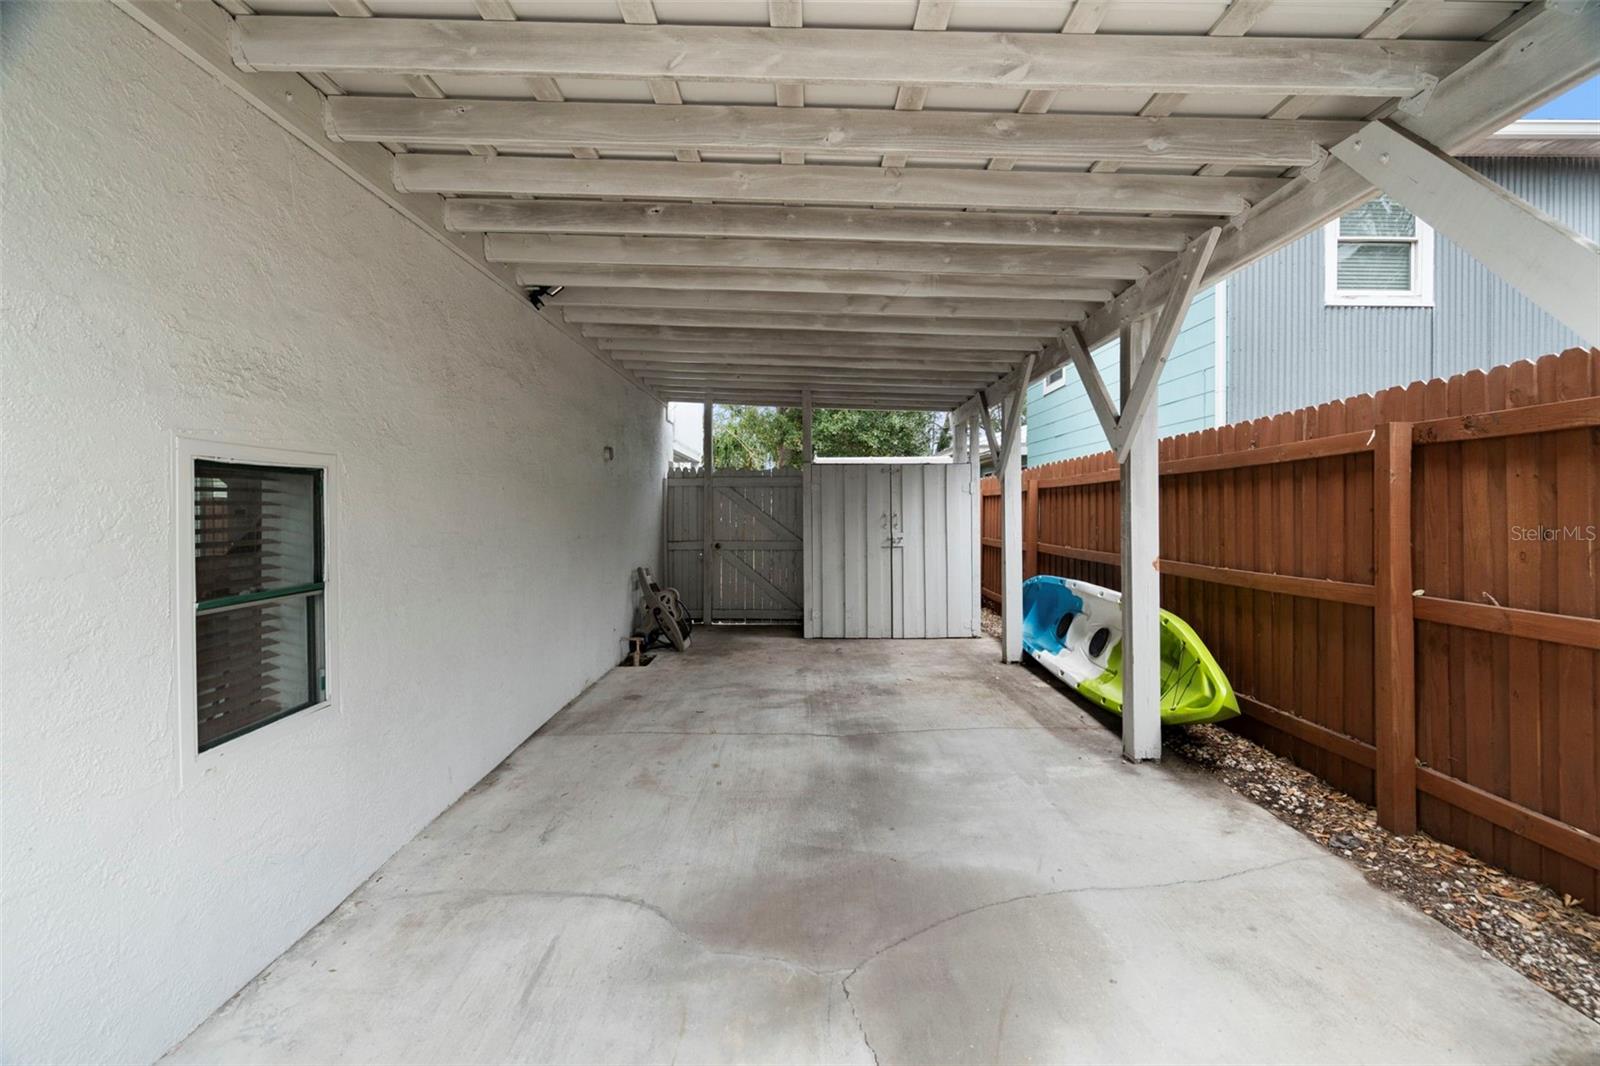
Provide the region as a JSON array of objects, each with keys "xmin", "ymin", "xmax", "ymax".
[{"xmin": 1021, "ymin": 575, "xmax": 1240, "ymax": 725}]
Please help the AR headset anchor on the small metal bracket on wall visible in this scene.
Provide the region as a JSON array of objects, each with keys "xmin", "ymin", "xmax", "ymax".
[{"xmin": 526, "ymin": 284, "xmax": 563, "ymax": 310}]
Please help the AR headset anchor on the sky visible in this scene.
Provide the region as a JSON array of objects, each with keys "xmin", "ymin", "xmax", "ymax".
[{"xmin": 1525, "ymin": 75, "xmax": 1600, "ymax": 119}]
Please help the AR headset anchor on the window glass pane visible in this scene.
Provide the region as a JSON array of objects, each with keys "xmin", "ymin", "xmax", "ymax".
[
  {"xmin": 195, "ymin": 462, "xmax": 321, "ymax": 602},
  {"xmin": 1339, "ymin": 197, "xmax": 1415, "ymax": 238},
  {"xmin": 197, "ymin": 594, "xmax": 323, "ymax": 750},
  {"xmin": 1337, "ymin": 241, "xmax": 1412, "ymax": 291}
]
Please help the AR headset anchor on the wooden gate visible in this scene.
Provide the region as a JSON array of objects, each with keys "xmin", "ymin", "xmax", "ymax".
[{"xmin": 663, "ymin": 468, "xmax": 804, "ymax": 623}]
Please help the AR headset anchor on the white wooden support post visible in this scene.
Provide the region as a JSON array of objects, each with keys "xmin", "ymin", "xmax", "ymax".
[
  {"xmin": 1000, "ymin": 387, "xmax": 1025, "ymax": 663},
  {"xmin": 951, "ymin": 411, "xmax": 968, "ymax": 463},
  {"xmin": 701, "ymin": 395, "xmax": 715, "ymax": 623},
  {"xmin": 989, "ymin": 352, "xmax": 1033, "ymax": 663},
  {"xmin": 1120, "ymin": 319, "xmax": 1162, "ymax": 761},
  {"xmin": 1332, "ymin": 121, "xmax": 1600, "ymax": 345},
  {"xmin": 965, "ymin": 417, "xmax": 981, "ymax": 633},
  {"xmin": 801, "ymin": 390, "xmax": 815, "ymax": 463}
]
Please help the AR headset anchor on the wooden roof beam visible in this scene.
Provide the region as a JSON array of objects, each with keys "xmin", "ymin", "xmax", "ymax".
[
  {"xmin": 484, "ymin": 233, "xmax": 1161, "ymax": 280},
  {"xmin": 549, "ymin": 287, "xmax": 1094, "ymax": 321},
  {"xmin": 515, "ymin": 265, "xmax": 1118, "ymax": 302},
  {"xmin": 635, "ymin": 367, "xmax": 998, "ymax": 387},
  {"xmin": 596, "ymin": 338, "xmax": 1046, "ymax": 361},
  {"xmin": 612, "ymin": 350, "xmax": 1017, "ymax": 372},
  {"xmin": 655, "ymin": 380, "xmax": 976, "ymax": 397},
  {"xmin": 396, "ymin": 156, "xmax": 1284, "ymax": 215},
  {"xmin": 328, "ymin": 97, "xmax": 1356, "ymax": 169},
  {"xmin": 653, "ymin": 389, "xmax": 966, "ymax": 411},
  {"xmin": 445, "ymin": 199, "xmax": 1201, "ymax": 251},
  {"xmin": 657, "ymin": 375, "xmax": 977, "ymax": 394},
  {"xmin": 563, "ymin": 307, "xmax": 1067, "ymax": 337},
  {"xmin": 232, "ymin": 17, "xmax": 1482, "ymax": 97},
  {"xmin": 580, "ymin": 325, "xmax": 1044, "ymax": 351}
]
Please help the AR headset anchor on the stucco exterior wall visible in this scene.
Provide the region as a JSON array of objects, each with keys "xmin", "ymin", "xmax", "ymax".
[{"xmin": 0, "ymin": 3, "xmax": 668, "ymax": 1062}]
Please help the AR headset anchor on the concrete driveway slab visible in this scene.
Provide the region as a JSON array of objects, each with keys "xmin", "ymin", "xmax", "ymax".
[{"xmin": 166, "ymin": 628, "xmax": 1600, "ymax": 1064}]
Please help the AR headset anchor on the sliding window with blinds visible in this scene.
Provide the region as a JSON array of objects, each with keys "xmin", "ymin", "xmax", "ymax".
[
  {"xmin": 193, "ymin": 460, "xmax": 327, "ymax": 751},
  {"xmin": 1324, "ymin": 195, "xmax": 1435, "ymax": 307}
]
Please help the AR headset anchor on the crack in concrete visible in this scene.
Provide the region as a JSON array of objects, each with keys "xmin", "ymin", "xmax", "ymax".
[
  {"xmin": 836, "ymin": 855, "xmax": 1319, "ymax": 1063},
  {"xmin": 840, "ymin": 974, "xmax": 881, "ymax": 1066},
  {"xmin": 844, "ymin": 855, "xmax": 1316, "ymax": 984},
  {"xmin": 364, "ymin": 885, "xmax": 844, "ymax": 981}
]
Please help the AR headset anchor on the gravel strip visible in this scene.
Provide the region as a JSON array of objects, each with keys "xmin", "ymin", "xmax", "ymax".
[{"xmin": 980, "ymin": 606, "xmax": 1600, "ymax": 1022}]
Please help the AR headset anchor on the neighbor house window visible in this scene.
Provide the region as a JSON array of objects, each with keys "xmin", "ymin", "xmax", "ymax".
[
  {"xmin": 1042, "ymin": 367, "xmax": 1067, "ymax": 394},
  {"xmin": 191, "ymin": 458, "xmax": 328, "ymax": 751},
  {"xmin": 1324, "ymin": 196, "xmax": 1434, "ymax": 307}
]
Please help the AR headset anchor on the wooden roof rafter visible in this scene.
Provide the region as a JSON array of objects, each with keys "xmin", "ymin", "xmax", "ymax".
[{"xmin": 229, "ymin": 17, "xmax": 1484, "ymax": 97}]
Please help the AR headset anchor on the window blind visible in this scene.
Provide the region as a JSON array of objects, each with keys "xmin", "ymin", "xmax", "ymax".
[
  {"xmin": 1335, "ymin": 196, "xmax": 1417, "ymax": 292},
  {"xmin": 194, "ymin": 462, "xmax": 325, "ymax": 750},
  {"xmin": 1337, "ymin": 242, "xmax": 1412, "ymax": 290}
]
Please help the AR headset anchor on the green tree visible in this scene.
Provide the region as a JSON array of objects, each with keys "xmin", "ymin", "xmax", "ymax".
[{"xmin": 711, "ymin": 406, "xmax": 941, "ymax": 470}]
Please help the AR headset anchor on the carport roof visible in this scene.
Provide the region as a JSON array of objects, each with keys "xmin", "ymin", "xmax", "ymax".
[{"xmin": 158, "ymin": 0, "xmax": 1600, "ymax": 410}]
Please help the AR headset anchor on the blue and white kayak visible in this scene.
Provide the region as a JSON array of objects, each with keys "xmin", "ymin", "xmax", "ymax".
[{"xmin": 1021, "ymin": 575, "xmax": 1240, "ymax": 725}]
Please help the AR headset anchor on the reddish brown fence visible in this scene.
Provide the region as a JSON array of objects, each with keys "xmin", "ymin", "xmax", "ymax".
[{"xmin": 981, "ymin": 348, "xmax": 1600, "ymax": 911}]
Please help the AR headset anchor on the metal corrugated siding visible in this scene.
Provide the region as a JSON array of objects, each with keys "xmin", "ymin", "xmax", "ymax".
[{"xmin": 1226, "ymin": 156, "xmax": 1599, "ymax": 422}]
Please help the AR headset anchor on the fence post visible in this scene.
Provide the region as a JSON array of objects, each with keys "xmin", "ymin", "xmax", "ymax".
[
  {"xmin": 1023, "ymin": 475, "xmax": 1038, "ymax": 580},
  {"xmin": 1373, "ymin": 421, "xmax": 1417, "ymax": 834}
]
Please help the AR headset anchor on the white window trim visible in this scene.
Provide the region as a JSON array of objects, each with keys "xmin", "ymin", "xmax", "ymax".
[
  {"xmin": 1041, "ymin": 366, "xmax": 1068, "ymax": 395},
  {"xmin": 175, "ymin": 436, "xmax": 339, "ymax": 786},
  {"xmin": 1323, "ymin": 211, "xmax": 1435, "ymax": 308}
]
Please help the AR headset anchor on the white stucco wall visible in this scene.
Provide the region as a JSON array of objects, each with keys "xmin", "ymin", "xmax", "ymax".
[{"xmin": 0, "ymin": 3, "xmax": 669, "ymax": 1061}]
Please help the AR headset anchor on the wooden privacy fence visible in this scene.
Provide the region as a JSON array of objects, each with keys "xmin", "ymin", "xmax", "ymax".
[{"xmin": 982, "ymin": 348, "xmax": 1600, "ymax": 911}]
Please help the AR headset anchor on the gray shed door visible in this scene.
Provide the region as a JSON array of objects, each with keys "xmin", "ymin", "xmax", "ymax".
[{"xmin": 803, "ymin": 462, "xmax": 979, "ymax": 639}]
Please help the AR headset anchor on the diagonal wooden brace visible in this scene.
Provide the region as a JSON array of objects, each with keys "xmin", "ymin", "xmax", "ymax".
[
  {"xmin": 1062, "ymin": 324, "xmax": 1122, "ymax": 450},
  {"xmin": 1114, "ymin": 227, "xmax": 1221, "ymax": 460}
]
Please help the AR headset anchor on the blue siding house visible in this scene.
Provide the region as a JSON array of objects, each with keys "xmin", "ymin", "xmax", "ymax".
[
  {"xmin": 1026, "ymin": 128, "xmax": 1599, "ymax": 467},
  {"xmin": 1028, "ymin": 285, "xmax": 1225, "ymax": 464}
]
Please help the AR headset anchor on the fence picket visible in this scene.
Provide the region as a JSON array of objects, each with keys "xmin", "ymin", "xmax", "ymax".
[
  {"xmin": 1505, "ymin": 358, "xmax": 1545, "ymax": 882},
  {"xmin": 1554, "ymin": 349, "xmax": 1597, "ymax": 908}
]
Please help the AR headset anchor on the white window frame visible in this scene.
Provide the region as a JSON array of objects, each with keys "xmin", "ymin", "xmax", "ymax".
[
  {"xmin": 1041, "ymin": 366, "xmax": 1068, "ymax": 395},
  {"xmin": 175, "ymin": 437, "xmax": 338, "ymax": 783},
  {"xmin": 1323, "ymin": 203, "xmax": 1435, "ymax": 308}
]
